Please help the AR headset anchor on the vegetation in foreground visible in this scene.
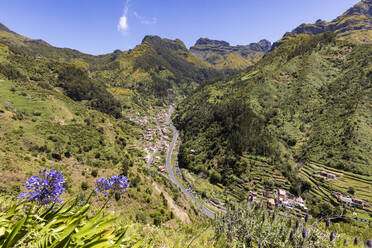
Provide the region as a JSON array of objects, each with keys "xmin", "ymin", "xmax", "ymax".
[{"xmin": 1, "ymin": 169, "xmax": 371, "ymax": 247}]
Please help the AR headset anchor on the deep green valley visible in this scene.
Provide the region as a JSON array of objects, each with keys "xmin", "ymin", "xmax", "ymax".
[{"xmin": 0, "ymin": 0, "xmax": 371, "ymax": 247}]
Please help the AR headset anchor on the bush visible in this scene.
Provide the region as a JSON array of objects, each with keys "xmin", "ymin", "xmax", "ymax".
[
  {"xmin": 91, "ymin": 169, "xmax": 98, "ymax": 178},
  {"xmin": 81, "ymin": 181, "xmax": 89, "ymax": 191}
]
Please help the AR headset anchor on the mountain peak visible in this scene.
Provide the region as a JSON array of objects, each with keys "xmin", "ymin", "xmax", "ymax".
[
  {"xmin": 194, "ymin": 38, "xmax": 230, "ymax": 47},
  {"xmin": 142, "ymin": 35, "xmax": 187, "ymax": 51}
]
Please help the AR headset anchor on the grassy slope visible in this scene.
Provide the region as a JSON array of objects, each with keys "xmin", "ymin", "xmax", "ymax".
[
  {"xmin": 0, "ymin": 39, "xmax": 205, "ymax": 228},
  {"xmin": 174, "ymin": 33, "xmax": 372, "ymax": 221}
]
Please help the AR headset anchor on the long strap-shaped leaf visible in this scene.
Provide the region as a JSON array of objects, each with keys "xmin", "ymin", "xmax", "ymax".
[{"xmin": 2, "ymin": 215, "xmax": 27, "ymax": 248}]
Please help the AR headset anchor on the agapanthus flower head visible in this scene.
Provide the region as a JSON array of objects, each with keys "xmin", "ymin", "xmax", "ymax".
[
  {"xmin": 325, "ymin": 218, "xmax": 330, "ymax": 228},
  {"xmin": 354, "ymin": 237, "xmax": 358, "ymax": 245},
  {"xmin": 295, "ymin": 219, "xmax": 299, "ymax": 229},
  {"xmin": 304, "ymin": 213, "xmax": 309, "ymax": 223},
  {"xmin": 18, "ymin": 169, "xmax": 65, "ymax": 206},
  {"xmin": 275, "ymin": 202, "xmax": 279, "ymax": 210},
  {"xmin": 302, "ymin": 227, "xmax": 307, "ymax": 239},
  {"xmin": 109, "ymin": 175, "xmax": 129, "ymax": 194},
  {"xmin": 366, "ymin": 239, "xmax": 372, "ymax": 248},
  {"xmin": 289, "ymin": 230, "xmax": 295, "ymax": 242},
  {"xmin": 330, "ymin": 232, "xmax": 334, "ymax": 241},
  {"xmin": 95, "ymin": 178, "xmax": 111, "ymax": 195},
  {"xmin": 95, "ymin": 175, "xmax": 129, "ymax": 196}
]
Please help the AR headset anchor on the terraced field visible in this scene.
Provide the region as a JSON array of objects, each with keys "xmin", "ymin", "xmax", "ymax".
[{"xmin": 299, "ymin": 161, "xmax": 372, "ymax": 221}]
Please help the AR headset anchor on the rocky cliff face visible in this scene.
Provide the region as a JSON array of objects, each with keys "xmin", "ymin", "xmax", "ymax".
[
  {"xmin": 273, "ymin": 0, "xmax": 372, "ymax": 49},
  {"xmin": 190, "ymin": 38, "xmax": 271, "ymax": 70}
]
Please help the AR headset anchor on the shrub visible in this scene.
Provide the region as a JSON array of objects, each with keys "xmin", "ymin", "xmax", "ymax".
[
  {"xmin": 91, "ymin": 169, "xmax": 98, "ymax": 178},
  {"xmin": 81, "ymin": 181, "xmax": 89, "ymax": 191}
]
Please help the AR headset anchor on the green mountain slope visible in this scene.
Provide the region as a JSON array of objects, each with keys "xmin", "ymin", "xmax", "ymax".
[
  {"xmin": 273, "ymin": 0, "xmax": 372, "ymax": 48},
  {"xmin": 0, "ymin": 26, "xmax": 205, "ymax": 227},
  {"xmin": 174, "ymin": 32, "xmax": 372, "ymax": 190}
]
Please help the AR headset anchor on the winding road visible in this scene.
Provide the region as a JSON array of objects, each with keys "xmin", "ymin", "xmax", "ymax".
[{"xmin": 165, "ymin": 106, "xmax": 216, "ymax": 219}]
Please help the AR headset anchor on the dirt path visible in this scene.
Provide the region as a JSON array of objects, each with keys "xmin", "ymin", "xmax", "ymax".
[{"xmin": 153, "ymin": 182, "xmax": 190, "ymax": 223}]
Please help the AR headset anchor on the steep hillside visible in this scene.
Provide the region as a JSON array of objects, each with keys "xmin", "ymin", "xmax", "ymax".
[
  {"xmin": 92, "ymin": 35, "xmax": 222, "ymax": 98},
  {"xmin": 0, "ymin": 28, "xmax": 204, "ymax": 227},
  {"xmin": 174, "ymin": 33, "xmax": 372, "ymax": 200},
  {"xmin": 190, "ymin": 38, "xmax": 271, "ymax": 70},
  {"xmin": 0, "ymin": 23, "xmax": 222, "ymax": 101},
  {"xmin": 273, "ymin": 0, "xmax": 372, "ymax": 48}
]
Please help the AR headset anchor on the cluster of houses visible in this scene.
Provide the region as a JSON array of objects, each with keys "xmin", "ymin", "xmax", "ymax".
[
  {"xmin": 250, "ymin": 188, "xmax": 308, "ymax": 211},
  {"xmin": 128, "ymin": 112, "xmax": 150, "ymax": 126},
  {"xmin": 332, "ymin": 192, "xmax": 370, "ymax": 209}
]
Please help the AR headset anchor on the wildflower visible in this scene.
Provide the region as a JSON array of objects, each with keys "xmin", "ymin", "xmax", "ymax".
[
  {"xmin": 354, "ymin": 237, "xmax": 358, "ymax": 245},
  {"xmin": 302, "ymin": 227, "xmax": 307, "ymax": 239},
  {"xmin": 325, "ymin": 218, "xmax": 330, "ymax": 228},
  {"xmin": 262, "ymin": 213, "xmax": 266, "ymax": 222},
  {"xmin": 275, "ymin": 202, "xmax": 279, "ymax": 210},
  {"xmin": 272, "ymin": 212, "xmax": 276, "ymax": 222},
  {"xmin": 18, "ymin": 169, "xmax": 65, "ymax": 206},
  {"xmin": 95, "ymin": 175, "xmax": 129, "ymax": 196},
  {"xmin": 295, "ymin": 219, "xmax": 299, "ymax": 229},
  {"xmin": 109, "ymin": 175, "xmax": 129, "ymax": 195},
  {"xmin": 330, "ymin": 232, "xmax": 334, "ymax": 241},
  {"xmin": 279, "ymin": 226, "xmax": 283, "ymax": 235},
  {"xmin": 95, "ymin": 178, "xmax": 111, "ymax": 195},
  {"xmin": 289, "ymin": 230, "xmax": 295, "ymax": 242},
  {"xmin": 304, "ymin": 213, "xmax": 309, "ymax": 223},
  {"xmin": 367, "ymin": 239, "xmax": 372, "ymax": 248}
]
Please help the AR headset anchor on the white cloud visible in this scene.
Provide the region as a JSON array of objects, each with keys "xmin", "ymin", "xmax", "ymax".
[
  {"xmin": 117, "ymin": 1, "xmax": 130, "ymax": 34},
  {"xmin": 118, "ymin": 15, "xmax": 128, "ymax": 33},
  {"xmin": 117, "ymin": 0, "xmax": 157, "ymax": 35}
]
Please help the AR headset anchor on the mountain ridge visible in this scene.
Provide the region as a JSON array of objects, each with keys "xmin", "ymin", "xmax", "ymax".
[
  {"xmin": 190, "ymin": 38, "xmax": 271, "ymax": 70},
  {"xmin": 272, "ymin": 0, "xmax": 372, "ymax": 49}
]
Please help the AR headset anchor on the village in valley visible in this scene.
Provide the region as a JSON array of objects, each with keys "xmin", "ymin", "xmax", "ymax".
[
  {"xmin": 127, "ymin": 107, "xmax": 372, "ymax": 223},
  {"xmin": 128, "ymin": 108, "xmax": 173, "ymax": 172}
]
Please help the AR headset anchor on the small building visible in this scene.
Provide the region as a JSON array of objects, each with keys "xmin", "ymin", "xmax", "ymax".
[
  {"xmin": 249, "ymin": 191, "xmax": 258, "ymax": 201},
  {"xmin": 320, "ymin": 170, "xmax": 337, "ymax": 179},
  {"xmin": 296, "ymin": 197, "xmax": 304, "ymax": 205},
  {"xmin": 277, "ymin": 189, "xmax": 286, "ymax": 201},
  {"xmin": 267, "ymin": 198, "xmax": 275, "ymax": 209},
  {"xmin": 339, "ymin": 196, "xmax": 354, "ymax": 207}
]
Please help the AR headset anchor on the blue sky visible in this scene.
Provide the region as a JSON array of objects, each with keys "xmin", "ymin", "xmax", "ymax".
[{"xmin": 0, "ymin": 0, "xmax": 360, "ymax": 55}]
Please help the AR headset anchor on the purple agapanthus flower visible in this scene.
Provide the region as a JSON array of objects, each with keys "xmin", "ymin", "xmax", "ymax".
[
  {"xmin": 109, "ymin": 175, "xmax": 130, "ymax": 194},
  {"xmin": 18, "ymin": 169, "xmax": 65, "ymax": 206},
  {"xmin": 95, "ymin": 175, "xmax": 129, "ymax": 196},
  {"xmin": 95, "ymin": 178, "xmax": 111, "ymax": 195}
]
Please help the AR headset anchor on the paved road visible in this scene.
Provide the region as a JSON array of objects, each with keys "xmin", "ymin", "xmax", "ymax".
[{"xmin": 165, "ymin": 106, "xmax": 216, "ymax": 219}]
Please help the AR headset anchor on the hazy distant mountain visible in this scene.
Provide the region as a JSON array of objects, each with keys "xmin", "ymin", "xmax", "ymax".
[{"xmin": 190, "ymin": 38, "xmax": 271, "ymax": 70}]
